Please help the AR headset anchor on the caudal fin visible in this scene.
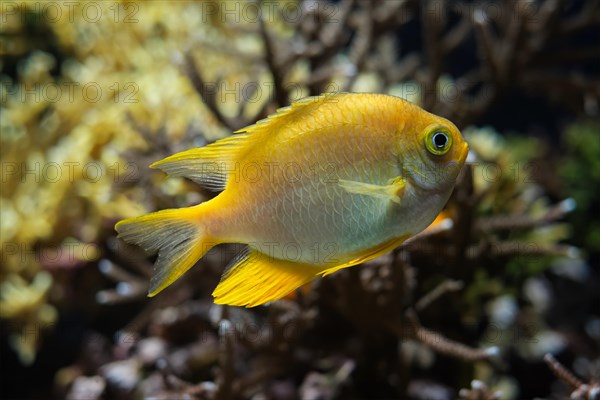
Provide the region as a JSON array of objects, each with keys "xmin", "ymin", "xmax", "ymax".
[{"xmin": 115, "ymin": 206, "xmax": 213, "ymax": 296}]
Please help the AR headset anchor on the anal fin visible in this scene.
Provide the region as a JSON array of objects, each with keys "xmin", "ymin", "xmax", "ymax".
[
  {"xmin": 320, "ymin": 235, "xmax": 410, "ymax": 277},
  {"xmin": 212, "ymin": 249, "xmax": 322, "ymax": 307}
]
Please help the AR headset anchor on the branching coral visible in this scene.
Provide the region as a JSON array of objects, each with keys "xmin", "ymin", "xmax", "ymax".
[
  {"xmin": 1, "ymin": 0, "xmax": 598, "ymax": 398},
  {"xmin": 0, "ymin": 271, "xmax": 56, "ymax": 365},
  {"xmin": 544, "ymin": 354, "xmax": 600, "ymax": 400}
]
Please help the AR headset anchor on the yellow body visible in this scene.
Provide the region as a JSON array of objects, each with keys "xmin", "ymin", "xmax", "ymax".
[{"xmin": 116, "ymin": 93, "xmax": 468, "ymax": 307}]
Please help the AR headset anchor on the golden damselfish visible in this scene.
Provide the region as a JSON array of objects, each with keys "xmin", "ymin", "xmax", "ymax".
[{"xmin": 116, "ymin": 93, "xmax": 469, "ymax": 307}]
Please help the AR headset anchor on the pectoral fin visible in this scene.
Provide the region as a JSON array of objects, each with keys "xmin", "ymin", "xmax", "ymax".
[{"xmin": 339, "ymin": 177, "xmax": 406, "ymax": 204}]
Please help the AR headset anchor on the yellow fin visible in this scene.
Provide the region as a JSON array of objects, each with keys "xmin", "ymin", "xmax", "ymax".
[
  {"xmin": 151, "ymin": 93, "xmax": 349, "ymax": 191},
  {"xmin": 338, "ymin": 177, "xmax": 406, "ymax": 204},
  {"xmin": 150, "ymin": 134, "xmax": 249, "ymax": 191},
  {"xmin": 212, "ymin": 249, "xmax": 322, "ymax": 307},
  {"xmin": 234, "ymin": 93, "xmax": 348, "ymax": 135},
  {"xmin": 321, "ymin": 235, "xmax": 410, "ymax": 277},
  {"xmin": 115, "ymin": 205, "xmax": 216, "ymax": 296}
]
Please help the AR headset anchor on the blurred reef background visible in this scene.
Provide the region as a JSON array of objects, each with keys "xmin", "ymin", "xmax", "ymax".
[{"xmin": 1, "ymin": 0, "xmax": 599, "ymax": 399}]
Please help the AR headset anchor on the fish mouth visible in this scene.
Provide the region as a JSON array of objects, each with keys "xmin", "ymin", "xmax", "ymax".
[
  {"xmin": 459, "ymin": 142, "xmax": 469, "ymax": 165},
  {"xmin": 405, "ymin": 142, "xmax": 470, "ymax": 191}
]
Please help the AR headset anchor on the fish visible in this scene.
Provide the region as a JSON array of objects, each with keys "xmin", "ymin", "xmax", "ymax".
[{"xmin": 115, "ymin": 92, "xmax": 469, "ymax": 307}]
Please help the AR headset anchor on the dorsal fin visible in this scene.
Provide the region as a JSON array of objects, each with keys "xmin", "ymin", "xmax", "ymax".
[
  {"xmin": 151, "ymin": 93, "xmax": 347, "ymax": 191},
  {"xmin": 234, "ymin": 92, "xmax": 346, "ymax": 136},
  {"xmin": 150, "ymin": 133, "xmax": 249, "ymax": 191}
]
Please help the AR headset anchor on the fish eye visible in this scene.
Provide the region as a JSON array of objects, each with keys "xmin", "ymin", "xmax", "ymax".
[
  {"xmin": 424, "ymin": 127, "xmax": 452, "ymax": 156},
  {"xmin": 432, "ymin": 132, "xmax": 448, "ymax": 148}
]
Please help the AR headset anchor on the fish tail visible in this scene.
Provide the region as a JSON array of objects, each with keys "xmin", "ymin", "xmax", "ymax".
[{"xmin": 115, "ymin": 205, "xmax": 215, "ymax": 296}]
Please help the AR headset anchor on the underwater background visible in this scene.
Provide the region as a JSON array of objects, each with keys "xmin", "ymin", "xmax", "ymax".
[{"xmin": 1, "ymin": 1, "xmax": 599, "ymax": 399}]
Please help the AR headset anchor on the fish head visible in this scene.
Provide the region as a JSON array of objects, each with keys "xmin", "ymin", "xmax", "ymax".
[{"xmin": 400, "ymin": 114, "xmax": 469, "ymax": 193}]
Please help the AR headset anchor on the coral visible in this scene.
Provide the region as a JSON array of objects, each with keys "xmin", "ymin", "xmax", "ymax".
[
  {"xmin": 560, "ymin": 121, "xmax": 600, "ymax": 251},
  {"xmin": 544, "ymin": 354, "xmax": 600, "ymax": 400},
  {"xmin": 0, "ymin": 271, "xmax": 56, "ymax": 365},
  {"xmin": 458, "ymin": 380, "xmax": 502, "ymax": 400},
  {"xmin": 1, "ymin": 1, "xmax": 598, "ymax": 398}
]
